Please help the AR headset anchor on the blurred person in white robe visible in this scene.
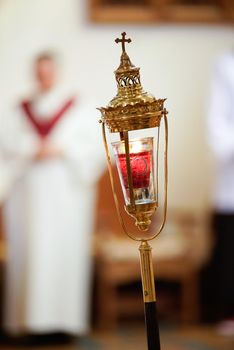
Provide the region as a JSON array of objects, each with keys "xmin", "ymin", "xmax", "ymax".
[
  {"xmin": 0, "ymin": 52, "xmax": 104, "ymax": 340},
  {"xmin": 206, "ymin": 51, "xmax": 234, "ymax": 335}
]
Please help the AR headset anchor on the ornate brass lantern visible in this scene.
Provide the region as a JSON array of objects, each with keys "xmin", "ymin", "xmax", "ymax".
[{"xmin": 98, "ymin": 32, "xmax": 168, "ymax": 350}]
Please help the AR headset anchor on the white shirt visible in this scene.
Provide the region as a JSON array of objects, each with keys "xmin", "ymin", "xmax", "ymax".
[
  {"xmin": 208, "ymin": 52, "xmax": 234, "ymax": 212},
  {"xmin": 0, "ymin": 86, "xmax": 105, "ymax": 334}
]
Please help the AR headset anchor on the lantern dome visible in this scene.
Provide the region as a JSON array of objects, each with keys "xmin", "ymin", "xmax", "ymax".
[{"xmin": 99, "ymin": 32, "xmax": 166, "ymax": 133}]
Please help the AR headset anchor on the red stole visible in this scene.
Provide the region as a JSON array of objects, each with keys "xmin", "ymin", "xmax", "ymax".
[{"xmin": 21, "ymin": 97, "xmax": 75, "ymax": 138}]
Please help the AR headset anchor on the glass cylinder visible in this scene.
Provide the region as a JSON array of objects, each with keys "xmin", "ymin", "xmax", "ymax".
[{"xmin": 112, "ymin": 137, "xmax": 156, "ymax": 206}]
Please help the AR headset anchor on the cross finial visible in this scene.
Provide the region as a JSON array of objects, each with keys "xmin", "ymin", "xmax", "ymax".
[{"xmin": 115, "ymin": 32, "xmax": 132, "ymax": 54}]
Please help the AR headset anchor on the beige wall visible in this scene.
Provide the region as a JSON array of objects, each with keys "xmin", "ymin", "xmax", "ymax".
[{"xmin": 0, "ymin": 0, "xmax": 233, "ymax": 210}]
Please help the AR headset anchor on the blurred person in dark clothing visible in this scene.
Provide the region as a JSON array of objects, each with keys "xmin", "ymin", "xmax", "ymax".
[
  {"xmin": 206, "ymin": 51, "xmax": 234, "ymax": 336},
  {"xmin": 0, "ymin": 52, "xmax": 103, "ymax": 343}
]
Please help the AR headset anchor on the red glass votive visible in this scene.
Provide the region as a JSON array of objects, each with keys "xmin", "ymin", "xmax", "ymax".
[
  {"xmin": 112, "ymin": 137, "xmax": 156, "ymax": 205},
  {"xmin": 118, "ymin": 150, "xmax": 152, "ymax": 189}
]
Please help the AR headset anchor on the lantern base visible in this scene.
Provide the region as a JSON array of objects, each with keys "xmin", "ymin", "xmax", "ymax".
[{"xmin": 125, "ymin": 201, "xmax": 157, "ymax": 231}]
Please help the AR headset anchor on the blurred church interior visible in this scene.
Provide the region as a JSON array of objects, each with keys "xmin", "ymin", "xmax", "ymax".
[{"xmin": 0, "ymin": 0, "xmax": 234, "ymax": 349}]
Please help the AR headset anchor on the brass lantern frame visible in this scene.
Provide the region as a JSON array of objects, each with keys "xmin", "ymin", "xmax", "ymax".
[
  {"xmin": 101, "ymin": 113, "xmax": 168, "ymax": 241},
  {"xmin": 98, "ymin": 33, "xmax": 169, "ymax": 350}
]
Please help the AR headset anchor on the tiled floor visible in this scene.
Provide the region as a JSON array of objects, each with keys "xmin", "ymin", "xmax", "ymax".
[{"xmin": 1, "ymin": 324, "xmax": 234, "ymax": 350}]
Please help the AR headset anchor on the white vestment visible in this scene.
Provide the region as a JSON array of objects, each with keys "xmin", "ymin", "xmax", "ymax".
[
  {"xmin": 0, "ymin": 86, "xmax": 104, "ymax": 334},
  {"xmin": 208, "ymin": 52, "xmax": 234, "ymax": 212}
]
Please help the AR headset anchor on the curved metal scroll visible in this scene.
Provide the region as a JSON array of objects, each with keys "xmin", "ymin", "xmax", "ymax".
[{"xmin": 101, "ymin": 112, "xmax": 168, "ymax": 242}]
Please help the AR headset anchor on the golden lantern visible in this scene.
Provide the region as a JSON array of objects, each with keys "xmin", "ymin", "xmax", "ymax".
[{"xmin": 98, "ymin": 32, "xmax": 168, "ymax": 350}]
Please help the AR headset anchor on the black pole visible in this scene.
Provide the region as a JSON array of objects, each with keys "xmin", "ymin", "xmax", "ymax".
[
  {"xmin": 144, "ymin": 301, "xmax": 161, "ymax": 350},
  {"xmin": 139, "ymin": 241, "xmax": 161, "ymax": 350}
]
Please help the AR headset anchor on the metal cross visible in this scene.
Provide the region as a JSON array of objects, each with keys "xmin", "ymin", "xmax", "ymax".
[{"xmin": 115, "ymin": 32, "xmax": 132, "ymax": 53}]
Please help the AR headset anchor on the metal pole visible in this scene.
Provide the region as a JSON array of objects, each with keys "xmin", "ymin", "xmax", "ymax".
[{"xmin": 139, "ymin": 241, "xmax": 161, "ymax": 350}]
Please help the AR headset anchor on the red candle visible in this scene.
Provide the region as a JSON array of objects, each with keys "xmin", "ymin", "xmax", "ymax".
[{"xmin": 118, "ymin": 150, "xmax": 152, "ymax": 189}]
